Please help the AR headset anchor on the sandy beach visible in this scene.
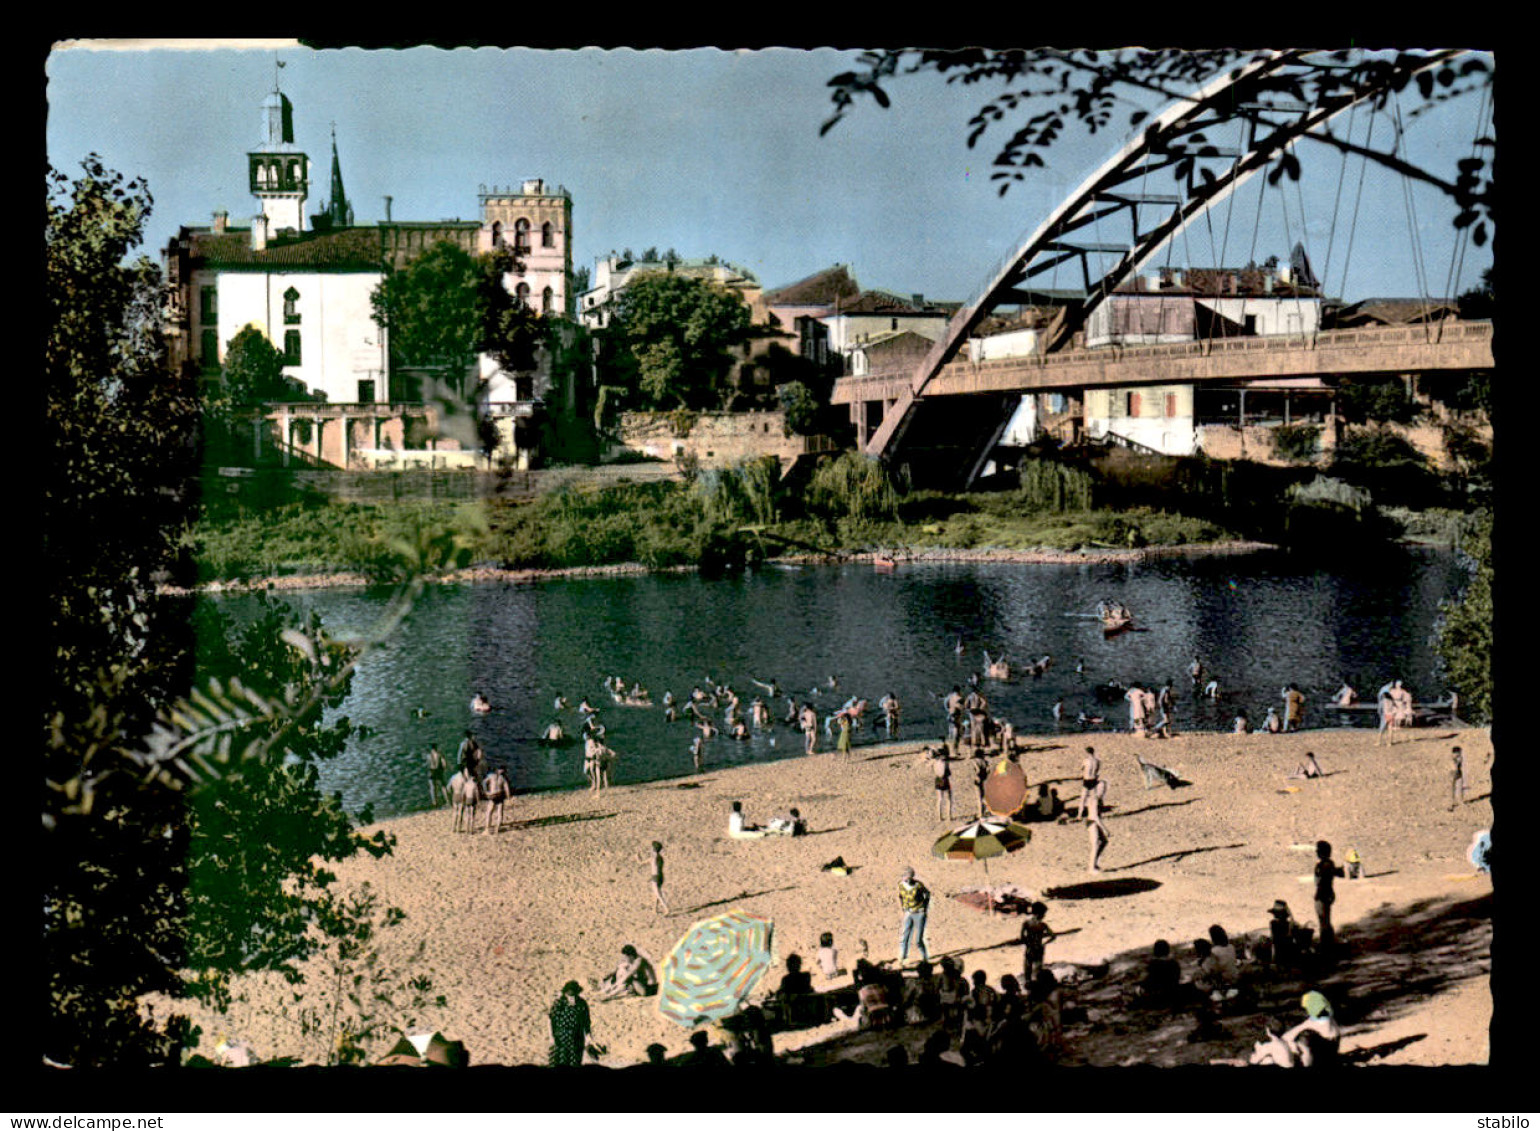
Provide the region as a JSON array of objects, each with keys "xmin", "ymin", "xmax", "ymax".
[{"xmin": 185, "ymin": 723, "xmax": 1493, "ymax": 1069}]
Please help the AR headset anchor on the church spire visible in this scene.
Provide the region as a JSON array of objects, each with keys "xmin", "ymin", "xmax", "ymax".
[{"xmin": 326, "ymin": 123, "xmax": 353, "ymax": 228}]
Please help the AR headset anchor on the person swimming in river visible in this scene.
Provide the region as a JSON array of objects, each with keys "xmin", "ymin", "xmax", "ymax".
[
  {"xmin": 471, "ymin": 692, "xmax": 492, "ymax": 714},
  {"xmin": 752, "ymin": 677, "xmax": 781, "ymax": 698},
  {"xmin": 541, "ymin": 720, "xmax": 566, "ymax": 745},
  {"xmin": 983, "ymin": 651, "xmax": 1011, "ymax": 681}
]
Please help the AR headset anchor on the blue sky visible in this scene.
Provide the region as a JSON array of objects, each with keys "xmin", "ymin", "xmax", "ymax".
[{"xmin": 46, "ymin": 42, "xmax": 1494, "ymax": 304}]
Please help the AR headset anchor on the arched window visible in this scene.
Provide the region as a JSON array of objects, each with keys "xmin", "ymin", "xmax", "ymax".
[
  {"xmin": 541, "ymin": 286, "xmax": 554, "ymax": 315},
  {"xmin": 515, "ymin": 282, "xmax": 530, "ymax": 308},
  {"xmin": 491, "ymin": 221, "xmax": 503, "ymax": 248},
  {"xmin": 284, "ymin": 330, "xmax": 302, "ymax": 365},
  {"xmin": 269, "ymin": 160, "xmax": 281, "ymax": 187},
  {"xmin": 283, "ymin": 287, "xmax": 301, "ymax": 324},
  {"xmin": 541, "ymin": 221, "xmax": 554, "ymax": 248},
  {"xmin": 513, "ymin": 218, "xmax": 530, "ymax": 252},
  {"xmin": 288, "ymin": 159, "xmax": 300, "ymax": 186}
]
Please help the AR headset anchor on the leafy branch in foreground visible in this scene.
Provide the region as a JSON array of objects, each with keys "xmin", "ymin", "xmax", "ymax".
[{"xmin": 823, "ymin": 48, "xmax": 1492, "ymax": 234}]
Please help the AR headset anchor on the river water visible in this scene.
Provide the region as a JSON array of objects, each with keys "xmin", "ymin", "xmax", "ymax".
[{"xmin": 204, "ymin": 546, "xmax": 1467, "ymax": 820}]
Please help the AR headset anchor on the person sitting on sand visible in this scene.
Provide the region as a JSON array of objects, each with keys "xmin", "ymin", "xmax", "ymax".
[
  {"xmin": 1128, "ymin": 939, "xmax": 1182, "ymax": 1007},
  {"xmin": 678, "ymin": 1029, "xmax": 728, "ymax": 1069},
  {"xmin": 1233, "ymin": 711, "xmax": 1251, "ymax": 734},
  {"xmin": 728, "ymin": 800, "xmax": 767, "ymax": 839},
  {"xmin": 1190, "ymin": 937, "xmax": 1238, "ymax": 1002},
  {"xmin": 595, "ymin": 944, "xmax": 658, "ymax": 1000},
  {"xmin": 1282, "ymin": 990, "xmax": 1341, "ymax": 1067},
  {"xmin": 1207, "ymin": 925, "xmax": 1242, "ymax": 980},
  {"xmin": 959, "ymin": 970, "xmax": 997, "ymax": 1045},
  {"xmin": 1288, "ymin": 752, "xmax": 1325, "ymax": 780},
  {"xmin": 1245, "ymin": 1015, "xmax": 1299, "ymax": 1067},
  {"xmin": 815, "ymin": 932, "xmax": 844, "ymax": 984},
  {"xmin": 1266, "ymin": 900, "xmax": 1302, "ymax": 966},
  {"xmin": 934, "ymin": 956, "xmax": 968, "ymax": 1029},
  {"xmin": 776, "ymin": 954, "xmax": 815, "ymax": 999},
  {"xmin": 1263, "ymin": 706, "xmax": 1282, "ymax": 734},
  {"xmin": 766, "ymin": 808, "xmax": 806, "ymax": 837},
  {"xmin": 1035, "ymin": 785, "xmax": 1061, "ymax": 821}
]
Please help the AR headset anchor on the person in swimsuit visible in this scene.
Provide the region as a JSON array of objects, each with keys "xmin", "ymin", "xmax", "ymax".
[
  {"xmin": 1077, "ymin": 746, "xmax": 1101, "ymax": 822},
  {"xmin": 645, "ymin": 841, "xmax": 669, "ymax": 914},
  {"xmin": 1086, "ymin": 779, "xmax": 1111, "ymax": 873},
  {"xmin": 426, "ymin": 744, "xmax": 448, "ymax": 807},
  {"xmin": 925, "ymin": 744, "xmax": 955, "ymax": 820}
]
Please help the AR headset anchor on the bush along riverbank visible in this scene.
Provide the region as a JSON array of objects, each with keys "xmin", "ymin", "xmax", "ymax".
[{"xmin": 180, "ymin": 452, "xmax": 1484, "ymax": 588}]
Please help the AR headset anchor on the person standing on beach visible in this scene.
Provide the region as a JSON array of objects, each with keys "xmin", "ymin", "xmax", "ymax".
[
  {"xmin": 926, "ymin": 744, "xmax": 955, "ymax": 820},
  {"xmin": 457, "ymin": 730, "xmax": 484, "ymax": 780},
  {"xmin": 801, "ymin": 703, "xmax": 819, "ymax": 755},
  {"xmin": 1313, "ymin": 840, "xmax": 1344, "ymax": 952},
  {"xmin": 426, "ymin": 743, "xmax": 448, "ymax": 807},
  {"xmin": 1077, "ymin": 747, "xmax": 1101, "ymax": 822},
  {"xmin": 1375, "ymin": 680, "xmax": 1396, "ymax": 745},
  {"xmin": 898, "ymin": 867, "xmax": 932, "ymax": 965},
  {"xmin": 690, "ymin": 733, "xmax": 705, "ymax": 775},
  {"xmin": 1450, "ymin": 746, "xmax": 1468, "ymax": 809},
  {"xmin": 1283, "ymin": 684, "xmax": 1306, "ymax": 732},
  {"xmin": 644, "ymin": 841, "xmax": 670, "ymax": 915},
  {"xmin": 1086, "ymin": 780, "xmax": 1110, "ymax": 872},
  {"xmin": 548, "ymin": 981, "xmax": 591, "ymax": 1067},
  {"xmin": 835, "ymin": 712, "xmax": 853, "ymax": 757},
  {"xmin": 1020, "ymin": 902, "xmax": 1055, "ymax": 987}
]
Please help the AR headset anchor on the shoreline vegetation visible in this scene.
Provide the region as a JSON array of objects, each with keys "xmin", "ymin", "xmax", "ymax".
[
  {"xmin": 163, "ymin": 540, "xmax": 1281, "ymax": 596},
  {"xmin": 179, "ymin": 454, "xmax": 1482, "ymax": 594}
]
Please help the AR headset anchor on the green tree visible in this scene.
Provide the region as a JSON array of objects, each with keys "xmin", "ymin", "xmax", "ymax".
[
  {"xmin": 223, "ymin": 323, "xmax": 300, "ymax": 405},
  {"xmin": 777, "ymin": 380, "xmax": 820, "ymax": 435},
  {"xmin": 1334, "ymin": 377, "xmax": 1421, "ymax": 426},
  {"xmin": 608, "ymin": 272, "xmax": 752, "ymax": 410},
  {"xmin": 1435, "ymin": 513, "xmax": 1493, "ymax": 723},
  {"xmin": 370, "ymin": 241, "xmax": 485, "ymax": 376},
  {"xmin": 371, "ymin": 242, "xmax": 550, "ymax": 443},
  {"xmin": 44, "ymin": 155, "xmax": 203, "ymax": 1067}
]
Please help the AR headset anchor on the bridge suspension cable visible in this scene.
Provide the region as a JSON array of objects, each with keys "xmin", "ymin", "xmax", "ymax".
[{"xmin": 859, "ymin": 49, "xmax": 1476, "ymax": 473}]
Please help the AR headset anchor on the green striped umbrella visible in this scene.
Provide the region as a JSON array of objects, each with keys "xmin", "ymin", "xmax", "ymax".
[
  {"xmin": 933, "ymin": 819, "xmax": 1032, "ymax": 863},
  {"xmin": 657, "ymin": 908, "xmax": 776, "ymax": 1028}
]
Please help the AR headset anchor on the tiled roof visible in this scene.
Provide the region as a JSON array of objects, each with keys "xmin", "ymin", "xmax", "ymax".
[
  {"xmin": 763, "ymin": 264, "xmax": 861, "ymax": 305},
  {"xmin": 1331, "ymin": 297, "xmax": 1458, "ymax": 324},
  {"xmin": 187, "ymin": 226, "xmax": 388, "ymax": 270},
  {"xmin": 834, "ymin": 291, "xmax": 946, "ymax": 315}
]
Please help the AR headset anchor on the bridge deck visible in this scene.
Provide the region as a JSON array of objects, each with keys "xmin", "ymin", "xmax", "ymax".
[{"xmin": 832, "ymin": 321, "xmax": 1493, "ymax": 407}]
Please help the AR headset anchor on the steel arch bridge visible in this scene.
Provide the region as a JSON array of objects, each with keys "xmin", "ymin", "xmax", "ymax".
[{"xmin": 861, "ymin": 48, "xmax": 1477, "ymax": 486}]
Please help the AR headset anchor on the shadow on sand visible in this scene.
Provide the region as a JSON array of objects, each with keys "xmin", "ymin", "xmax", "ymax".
[{"xmin": 788, "ymin": 891, "xmax": 1489, "ymax": 1069}]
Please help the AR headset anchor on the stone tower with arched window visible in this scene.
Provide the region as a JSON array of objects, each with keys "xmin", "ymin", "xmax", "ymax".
[
  {"xmin": 248, "ymin": 85, "xmax": 310, "ymax": 237},
  {"xmin": 477, "ymin": 179, "xmax": 573, "ymax": 319}
]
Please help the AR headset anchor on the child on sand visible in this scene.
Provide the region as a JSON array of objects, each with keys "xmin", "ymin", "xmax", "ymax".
[
  {"xmin": 1019, "ymin": 902, "xmax": 1055, "ymax": 986},
  {"xmin": 815, "ymin": 931, "xmax": 844, "ymax": 984},
  {"xmin": 1288, "ymin": 751, "xmax": 1324, "ymax": 780}
]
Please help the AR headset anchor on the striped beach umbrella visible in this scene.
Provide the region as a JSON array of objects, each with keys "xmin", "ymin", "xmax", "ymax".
[
  {"xmin": 933, "ymin": 818, "xmax": 1032, "ymax": 862},
  {"xmin": 657, "ymin": 908, "xmax": 776, "ymax": 1028}
]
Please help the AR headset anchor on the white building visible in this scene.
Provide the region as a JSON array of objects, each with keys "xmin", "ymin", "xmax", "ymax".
[
  {"xmin": 578, "ymin": 254, "xmax": 761, "ymax": 330},
  {"xmin": 164, "ymin": 82, "xmax": 574, "ymax": 467}
]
